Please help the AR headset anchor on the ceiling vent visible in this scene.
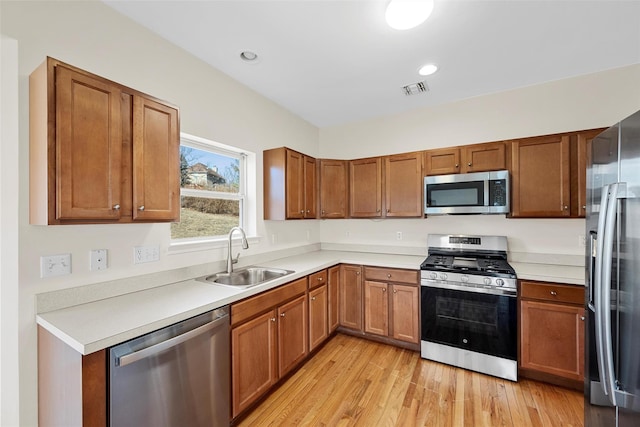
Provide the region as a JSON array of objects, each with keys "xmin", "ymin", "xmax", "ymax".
[{"xmin": 402, "ymin": 81, "xmax": 429, "ymax": 96}]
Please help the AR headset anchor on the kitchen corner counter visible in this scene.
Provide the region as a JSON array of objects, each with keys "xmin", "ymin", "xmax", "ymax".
[
  {"xmin": 510, "ymin": 262, "xmax": 585, "ymax": 286},
  {"xmin": 36, "ymin": 250, "xmax": 424, "ymax": 355}
]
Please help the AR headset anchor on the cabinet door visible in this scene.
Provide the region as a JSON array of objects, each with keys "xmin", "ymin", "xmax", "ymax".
[
  {"xmin": 575, "ymin": 130, "xmax": 602, "ymax": 218},
  {"xmin": 424, "ymin": 147, "xmax": 460, "ymax": 175},
  {"xmin": 385, "ymin": 152, "xmax": 423, "ymax": 217},
  {"xmin": 339, "ymin": 265, "xmax": 363, "ymax": 330},
  {"xmin": 349, "ymin": 158, "xmax": 382, "ymax": 217},
  {"xmin": 132, "ymin": 95, "xmax": 179, "ymax": 221},
  {"xmin": 55, "ymin": 65, "xmax": 123, "ymax": 220},
  {"xmin": 391, "ymin": 284, "xmax": 419, "ymax": 344},
  {"xmin": 285, "ymin": 149, "xmax": 304, "ymax": 219},
  {"xmin": 328, "ymin": 266, "xmax": 340, "ymax": 332},
  {"xmin": 278, "ymin": 295, "xmax": 308, "ymax": 378},
  {"xmin": 319, "ymin": 160, "xmax": 348, "ymax": 218},
  {"xmin": 461, "ymin": 142, "xmax": 506, "ymax": 173},
  {"xmin": 309, "ymin": 285, "xmax": 328, "ymax": 352},
  {"xmin": 232, "ymin": 310, "xmax": 277, "ymax": 417},
  {"xmin": 511, "ymin": 135, "xmax": 570, "ymax": 217},
  {"xmin": 520, "ymin": 300, "xmax": 585, "ymax": 381},
  {"xmin": 364, "ymin": 280, "xmax": 389, "ymax": 336},
  {"xmin": 303, "ymin": 155, "xmax": 317, "ymax": 218}
]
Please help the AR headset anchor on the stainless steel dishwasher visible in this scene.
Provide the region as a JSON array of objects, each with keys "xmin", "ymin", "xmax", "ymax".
[{"xmin": 109, "ymin": 306, "xmax": 230, "ymax": 427}]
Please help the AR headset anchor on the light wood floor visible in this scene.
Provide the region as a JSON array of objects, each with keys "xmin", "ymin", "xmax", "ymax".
[{"xmin": 238, "ymin": 334, "xmax": 584, "ymax": 427}]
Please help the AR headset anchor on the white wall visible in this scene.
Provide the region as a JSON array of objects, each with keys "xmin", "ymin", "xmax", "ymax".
[
  {"xmin": 1, "ymin": 34, "xmax": 20, "ymax": 427},
  {"xmin": 1, "ymin": 1, "xmax": 320, "ymax": 425},
  {"xmin": 319, "ymin": 65, "xmax": 640, "ymax": 256}
]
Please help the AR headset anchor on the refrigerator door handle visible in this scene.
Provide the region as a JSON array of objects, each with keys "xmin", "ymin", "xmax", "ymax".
[
  {"xmin": 600, "ymin": 182, "xmax": 619, "ymax": 405},
  {"xmin": 594, "ymin": 184, "xmax": 611, "ymax": 400}
]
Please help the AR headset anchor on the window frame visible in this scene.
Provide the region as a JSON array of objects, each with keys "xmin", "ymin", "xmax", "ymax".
[{"xmin": 170, "ymin": 132, "xmax": 248, "ymax": 246}]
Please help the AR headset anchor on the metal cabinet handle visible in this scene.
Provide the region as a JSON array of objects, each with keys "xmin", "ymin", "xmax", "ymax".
[
  {"xmin": 550, "ymin": 291, "xmax": 557, "ymax": 296},
  {"xmin": 467, "ymin": 162, "xmax": 472, "ymax": 166},
  {"xmin": 376, "ymin": 209, "xmax": 381, "ymax": 213},
  {"xmin": 580, "ymin": 316, "xmax": 586, "ymax": 321},
  {"xmin": 563, "ymin": 205, "xmax": 569, "ymax": 210},
  {"xmin": 300, "ymin": 210, "xmax": 304, "ymax": 214},
  {"xmin": 322, "ymin": 210, "xmax": 326, "ymax": 215},
  {"xmin": 113, "ymin": 204, "xmax": 121, "ymax": 211},
  {"xmin": 138, "ymin": 205, "xmax": 145, "ymax": 211},
  {"xmin": 387, "ymin": 274, "xmax": 391, "ymax": 278},
  {"xmin": 356, "ymin": 271, "xmax": 360, "ymax": 275},
  {"xmin": 306, "ymin": 210, "xmax": 310, "ymax": 213},
  {"xmin": 382, "ymin": 288, "xmax": 387, "ymax": 292},
  {"xmin": 582, "ymin": 205, "xmax": 587, "ymax": 210},
  {"xmin": 271, "ymin": 318, "xmax": 276, "ymax": 322},
  {"xmin": 455, "ymin": 164, "xmax": 459, "ymax": 168},
  {"xmin": 280, "ymin": 312, "xmax": 285, "ymax": 317},
  {"xmin": 317, "ymin": 277, "xmax": 323, "ymax": 281},
  {"xmin": 311, "ymin": 296, "xmax": 316, "ymax": 301}
]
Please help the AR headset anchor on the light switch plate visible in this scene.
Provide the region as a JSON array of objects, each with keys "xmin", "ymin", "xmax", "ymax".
[
  {"xmin": 41, "ymin": 254, "xmax": 72, "ymax": 278},
  {"xmin": 90, "ymin": 249, "xmax": 108, "ymax": 271}
]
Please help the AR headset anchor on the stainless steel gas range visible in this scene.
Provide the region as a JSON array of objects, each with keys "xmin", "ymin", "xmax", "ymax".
[{"xmin": 420, "ymin": 234, "xmax": 518, "ymax": 381}]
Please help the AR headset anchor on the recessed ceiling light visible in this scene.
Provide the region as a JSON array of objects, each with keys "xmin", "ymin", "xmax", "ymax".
[
  {"xmin": 418, "ymin": 64, "xmax": 438, "ymax": 76},
  {"xmin": 385, "ymin": 0, "xmax": 434, "ymax": 30},
  {"xmin": 240, "ymin": 51, "xmax": 259, "ymax": 62}
]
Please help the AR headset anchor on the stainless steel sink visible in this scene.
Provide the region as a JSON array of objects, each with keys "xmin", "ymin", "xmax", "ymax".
[{"xmin": 198, "ymin": 267, "xmax": 295, "ymax": 289}]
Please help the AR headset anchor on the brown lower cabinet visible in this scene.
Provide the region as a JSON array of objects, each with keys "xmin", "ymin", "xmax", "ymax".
[
  {"xmin": 519, "ymin": 280, "xmax": 585, "ymax": 389},
  {"xmin": 339, "ymin": 264, "xmax": 363, "ymax": 330},
  {"xmin": 363, "ymin": 267, "xmax": 420, "ymax": 346},
  {"xmin": 231, "ymin": 277, "xmax": 308, "ymax": 418},
  {"xmin": 308, "ymin": 269, "xmax": 329, "ymax": 352}
]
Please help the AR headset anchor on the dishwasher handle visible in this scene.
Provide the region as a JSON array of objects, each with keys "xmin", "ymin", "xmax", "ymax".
[{"xmin": 116, "ymin": 313, "xmax": 228, "ymax": 367}]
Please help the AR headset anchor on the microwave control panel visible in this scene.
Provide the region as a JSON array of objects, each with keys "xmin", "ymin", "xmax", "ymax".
[{"xmin": 489, "ymin": 179, "xmax": 507, "ymax": 207}]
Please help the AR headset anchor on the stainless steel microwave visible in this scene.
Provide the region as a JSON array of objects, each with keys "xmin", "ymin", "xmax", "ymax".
[{"xmin": 424, "ymin": 170, "xmax": 510, "ymax": 215}]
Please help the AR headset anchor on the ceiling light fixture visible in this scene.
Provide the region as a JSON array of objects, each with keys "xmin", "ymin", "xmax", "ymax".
[
  {"xmin": 385, "ymin": 0, "xmax": 434, "ymax": 30},
  {"xmin": 418, "ymin": 64, "xmax": 438, "ymax": 76},
  {"xmin": 240, "ymin": 51, "xmax": 259, "ymax": 62}
]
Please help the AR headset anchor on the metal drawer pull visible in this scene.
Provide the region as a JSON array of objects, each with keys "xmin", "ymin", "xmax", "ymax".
[
  {"xmin": 138, "ymin": 205, "xmax": 145, "ymax": 211},
  {"xmin": 113, "ymin": 204, "xmax": 120, "ymax": 211},
  {"xmin": 550, "ymin": 291, "xmax": 557, "ymax": 296}
]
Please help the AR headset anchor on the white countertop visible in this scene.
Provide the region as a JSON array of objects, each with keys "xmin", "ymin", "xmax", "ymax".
[{"xmin": 36, "ymin": 249, "xmax": 584, "ymax": 355}]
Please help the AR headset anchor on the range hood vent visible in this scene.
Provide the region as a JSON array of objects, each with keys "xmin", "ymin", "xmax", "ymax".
[{"xmin": 402, "ymin": 81, "xmax": 429, "ymax": 96}]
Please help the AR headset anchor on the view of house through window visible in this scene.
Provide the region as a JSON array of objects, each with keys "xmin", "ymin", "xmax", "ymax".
[{"xmin": 171, "ymin": 135, "xmax": 245, "ymax": 241}]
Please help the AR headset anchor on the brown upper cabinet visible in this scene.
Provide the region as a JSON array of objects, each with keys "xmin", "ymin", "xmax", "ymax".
[
  {"xmin": 263, "ymin": 147, "xmax": 317, "ymax": 220},
  {"xmin": 574, "ymin": 129, "xmax": 605, "ymax": 218},
  {"xmin": 29, "ymin": 57, "xmax": 180, "ymax": 225},
  {"xmin": 424, "ymin": 142, "xmax": 505, "ymax": 176},
  {"xmin": 511, "ymin": 134, "xmax": 571, "ymax": 217},
  {"xmin": 349, "ymin": 152, "xmax": 422, "ymax": 218},
  {"xmin": 385, "ymin": 152, "xmax": 423, "ymax": 217},
  {"xmin": 319, "ymin": 159, "xmax": 348, "ymax": 218}
]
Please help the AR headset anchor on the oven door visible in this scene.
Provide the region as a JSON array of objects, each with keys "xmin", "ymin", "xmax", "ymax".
[{"xmin": 421, "ymin": 284, "xmax": 517, "ymax": 361}]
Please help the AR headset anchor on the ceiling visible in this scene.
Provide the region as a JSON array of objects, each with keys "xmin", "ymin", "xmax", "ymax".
[{"xmin": 103, "ymin": 0, "xmax": 640, "ymax": 128}]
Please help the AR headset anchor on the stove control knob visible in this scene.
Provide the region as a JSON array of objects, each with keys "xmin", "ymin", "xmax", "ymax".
[
  {"xmin": 461, "ymin": 275, "xmax": 469, "ymax": 283},
  {"xmin": 429, "ymin": 272, "xmax": 437, "ymax": 280},
  {"xmin": 483, "ymin": 277, "xmax": 492, "ymax": 286},
  {"xmin": 496, "ymin": 279, "xmax": 504, "ymax": 287},
  {"xmin": 439, "ymin": 273, "xmax": 448, "ymax": 280}
]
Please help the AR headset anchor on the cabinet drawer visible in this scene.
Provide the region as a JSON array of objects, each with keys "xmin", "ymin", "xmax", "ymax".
[
  {"xmin": 364, "ymin": 267, "xmax": 417, "ymax": 285},
  {"xmin": 308, "ymin": 270, "xmax": 328, "ymax": 290},
  {"xmin": 520, "ymin": 280, "xmax": 584, "ymax": 305},
  {"xmin": 232, "ymin": 277, "xmax": 307, "ymax": 326}
]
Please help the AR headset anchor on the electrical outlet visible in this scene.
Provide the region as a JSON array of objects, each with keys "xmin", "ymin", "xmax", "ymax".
[
  {"xmin": 40, "ymin": 254, "xmax": 71, "ymax": 278},
  {"xmin": 90, "ymin": 249, "xmax": 108, "ymax": 271},
  {"xmin": 396, "ymin": 231, "xmax": 403, "ymax": 241},
  {"xmin": 133, "ymin": 245, "xmax": 160, "ymax": 264}
]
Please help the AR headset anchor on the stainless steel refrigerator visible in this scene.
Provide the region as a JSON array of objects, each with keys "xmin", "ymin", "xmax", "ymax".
[{"xmin": 586, "ymin": 109, "xmax": 640, "ymax": 426}]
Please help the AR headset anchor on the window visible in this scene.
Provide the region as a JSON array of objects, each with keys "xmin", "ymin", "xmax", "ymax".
[{"xmin": 171, "ymin": 134, "xmax": 247, "ymax": 242}]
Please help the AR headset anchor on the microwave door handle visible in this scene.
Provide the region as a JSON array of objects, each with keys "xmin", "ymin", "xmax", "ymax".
[
  {"xmin": 484, "ymin": 179, "xmax": 489, "ymax": 207},
  {"xmin": 594, "ymin": 184, "xmax": 610, "ymax": 400}
]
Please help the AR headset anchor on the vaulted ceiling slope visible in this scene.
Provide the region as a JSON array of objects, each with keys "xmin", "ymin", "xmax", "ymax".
[{"xmin": 104, "ymin": 0, "xmax": 640, "ymax": 128}]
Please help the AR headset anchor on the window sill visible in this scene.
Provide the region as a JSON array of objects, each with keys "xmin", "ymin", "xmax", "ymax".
[{"xmin": 168, "ymin": 235, "xmax": 262, "ymax": 255}]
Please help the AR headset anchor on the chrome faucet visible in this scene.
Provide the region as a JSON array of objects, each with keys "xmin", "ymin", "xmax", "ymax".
[{"xmin": 227, "ymin": 227, "xmax": 249, "ymax": 274}]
